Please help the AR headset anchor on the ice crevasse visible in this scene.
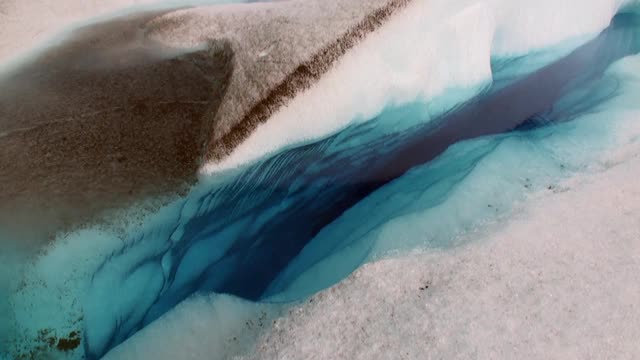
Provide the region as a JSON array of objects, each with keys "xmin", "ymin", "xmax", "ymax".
[{"xmin": 2, "ymin": 0, "xmax": 640, "ymax": 359}]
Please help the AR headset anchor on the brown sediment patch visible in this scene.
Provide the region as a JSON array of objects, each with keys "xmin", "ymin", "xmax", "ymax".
[
  {"xmin": 56, "ymin": 330, "xmax": 81, "ymax": 352},
  {"xmin": 0, "ymin": 0, "xmax": 409, "ymax": 245},
  {"xmin": 0, "ymin": 11, "xmax": 234, "ymax": 246},
  {"xmin": 9, "ymin": 328, "xmax": 82, "ymax": 359},
  {"xmin": 204, "ymin": 0, "xmax": 412, "ymax": 162}
]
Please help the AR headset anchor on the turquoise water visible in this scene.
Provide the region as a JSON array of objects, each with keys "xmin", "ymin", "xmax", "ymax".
[
  {"xmin": 3, "ymin": 10, "xmax": 640, "ymax": 360},
  {"xmin": 76, "ymin": 13, "xmax": 640, "ymax": 358}
]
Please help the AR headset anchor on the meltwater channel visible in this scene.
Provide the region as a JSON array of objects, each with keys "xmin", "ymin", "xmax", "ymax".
[{"xmin": 67, "ymin": 12, "xmax": 640, "ymax": 358}]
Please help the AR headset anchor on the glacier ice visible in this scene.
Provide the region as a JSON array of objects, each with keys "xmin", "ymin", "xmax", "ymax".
[
  {"xmin": 203, "ymin": 0, "xmax": 637, "ymax": 173},
  {"xmin": 93, "ymin": 12, "xmax": 640, "ymax": 357},
  {"xmin": 110, "ymin": 36, "xmax": 640, "ymax": 360},
  {"xmin": 2, "ymin": 1, "xmax": 640, "ymax": 359}
]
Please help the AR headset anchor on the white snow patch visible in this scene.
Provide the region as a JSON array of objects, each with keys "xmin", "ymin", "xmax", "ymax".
[
  {"xmin": 203, "ymin": 0, "xmax": 631, "ymax": 173},
  {"xmin": 241, "ymin": 116, "xmax": 640, "ymax": 360},
  {"xmin": 105, "ymin": 54, "xmax": 640, "ymax": 360},
  {"xmin": 103, "ymin": 294, "xmax": 280, "ymax": 360},
  {"xmin": 202, "ymin": 0, "xmax": 496, "ymax": 173}
]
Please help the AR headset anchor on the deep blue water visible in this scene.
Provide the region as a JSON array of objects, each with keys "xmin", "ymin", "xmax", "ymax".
[{"xmin": 83, "ymin": 13, "xmax": 640, "ymax": 358}]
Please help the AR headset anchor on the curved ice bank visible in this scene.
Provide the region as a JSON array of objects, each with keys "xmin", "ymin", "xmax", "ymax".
[
  {"xmin": 3, "ymin": 3, "xmax": 640, "ymax": 360},
  {"xmin": 9, "ymin": 11, "xmax": 640, "ymax": 360},
  {"xmin": 202, "ymin": 0, "xmax": 639, "ymax": 173},
  {"xmin": 105, "ymin": 31, "xmax": 640, "ymax": 360},
  {"xmin": 109, "ymin": 23, "xmax": 640, "ymax": 360},
  {"xmin": 263, "ymin": 12, "xmax": 640, "ymax": 301}
]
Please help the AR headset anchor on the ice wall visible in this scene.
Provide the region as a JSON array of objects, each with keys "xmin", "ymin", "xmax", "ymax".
[
  {"xmin": 264, "ymin": 13, "xmax": 640, "ymax": 301},
  {"xmin": 109, "ymin": 35, "xmax": 640, "ymax": 360},
  {"xmin": 203, "ymin": 0, "xmax": 634, "ymax": 173},
  {"xmin": 93, "ymin": 12, "xmax": 640, "ymax": 358},
  {"xmin": 240, "ymin": 57, "xmax": 640, "ymax": 360},
  {"xmin": 3, "ymin": 1, "xmax": 640, "ymax": 359}
]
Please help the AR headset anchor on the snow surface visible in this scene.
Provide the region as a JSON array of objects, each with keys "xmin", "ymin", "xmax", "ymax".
[
  {"xmin": 2, "ymin": 0, "xmax": 640, "ymax": 359},
  {"xmin": 144, "ymin": 0, "xmax": 405, "ymax": 163},
  {"xmin": 242, "ymin": 147, "xmax": 640, "ymax": 360},
  {"xmin": 107, "ymin": 54, "xmax": 640, "ymax": 360},
  {"xmin": 202, "ymin": 0, "xmax": 636, "ymax": 173},
  {"xmin": 103, "ymin": 295, "xmax": 281, "ymax": 359}
]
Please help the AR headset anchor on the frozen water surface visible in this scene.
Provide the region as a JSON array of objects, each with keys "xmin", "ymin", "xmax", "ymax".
[{"xmin": 1, "ymin": 0, "xmax": 640, "ymax": 359}]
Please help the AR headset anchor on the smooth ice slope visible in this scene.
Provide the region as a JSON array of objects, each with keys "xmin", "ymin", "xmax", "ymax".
[
  {"xmin": 202, "ymin": 0, "xmax": 496, "ymax": 172},
  {"xmin": 203, "ymin": 0, "xmax": 636, "ymax": 173}
]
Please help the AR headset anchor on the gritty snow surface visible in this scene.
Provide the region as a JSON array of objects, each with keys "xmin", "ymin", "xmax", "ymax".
[{"xmin": 244, "ymin": 151, "xmax": 640, "ymax": 360}]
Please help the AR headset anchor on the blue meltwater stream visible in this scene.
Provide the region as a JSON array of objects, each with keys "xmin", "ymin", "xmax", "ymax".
[
  {"xmin": 1, "ymin": 9, "xmax": 639, "ymax": 360},
  {"xmin": 73, "ymin": 12, "xmax": 640, "ymax": 358}
]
